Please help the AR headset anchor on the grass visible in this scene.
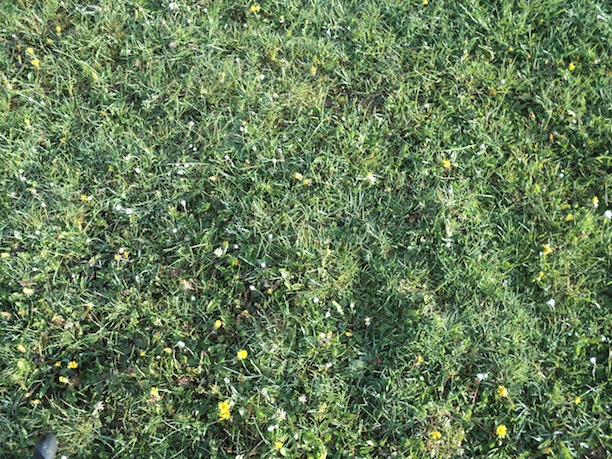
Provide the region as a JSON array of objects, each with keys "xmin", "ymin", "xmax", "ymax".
[{"xmin": 0, "ymin": 0, "xmax": 611, "ymax": 457}]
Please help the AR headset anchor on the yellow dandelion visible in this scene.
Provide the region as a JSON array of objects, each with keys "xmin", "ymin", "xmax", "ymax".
[
  {"xmin": 542, "ymin": 244, "xmax": 553, "ymax": 255},
  {"xmin": 310, "ymin": 65, "xmax": 317, "ymax": 76},
  {"xmin": 163, "ymin": 347, "xmax": 172, "ymax": 354},
  {"xmin": 17, "ymin": 344, "xmax": 26, "ymax": 353},
  {"xmin": 497, "ymin": 385, "xmax": 508, "ymax": 397},
  {"xmin": 249, "ymin": 4, "xmax": 261, "ymax": 13},
  {"xmin": 293, "ymin": 172, "xmax": 304, "ymax": 181},
  {"xmin": 591, "ymin": 196, "xmax": 599, "ymax": 208},
  {"xmin": 31, "ymin": 59, "xmax": 40, "ymax": 69},
  {"xmin": 56, "ymin": 25, "xmax": 62, "ymax": 35},
  {"xmin": 423, "ymin": 0, "xmax": 428, "ymax": 5},
  {"xmin": 574, "ymin": 396, "xmax": 581, "ymax": 404},
  {"xmin": 275, "ymin": 441, "xmax": 284, "ymax": 450},
  {"xmin": 54, "ymin": 361, "xmax": 62, "ymax": 367},
  {"xmin": 218, "ymin": 400, "xmax": 231, "ymax": 420},
  {"xmin": 568, "ymin": 62, "xmax": 576, "ymax": 71},
  {"xmin": 237, "ymin": 349, "xmax": 248, "ymax": 361},
  {"xmin": 416, "ymin": 355, "xmax": 424, "ymax": 364},
  {"xmin": 496, "ymin": 424, "xmax": 507, "ymax": 438},
  {"xmin": 542, "ymin": 447, "xmax": 553, "ymax": 455},
  {"xmin": 150, "ymin": 387, "xmax": 160, "ymax": 400},
  {"xmin": 23, "ymin": 287, "xmax": 35, "ymax": 296},
  {"xmin": 431, "ymin": 430, "xmax": 442, "ymax": 440},
  {"xmin": 80, "ymin": 195, "xmax": 90, "ymax": 202},
  {"xmin": 214, "ymin": 319, "xmax": 224, "ymax": 329},
  {"xmin": 59, "ymin": 376, "xmax": 70, "ymax": 384},
  {"xmin": 442, "ymin": 159, "xmax": 452, "ymax": 170},
  {"xmin": 67, "ymin": 361, "xmax": 78, "ymax": 369},
  {"xmin": 565, "ymin": 213, "xmax": 573, "ymax": 221}
]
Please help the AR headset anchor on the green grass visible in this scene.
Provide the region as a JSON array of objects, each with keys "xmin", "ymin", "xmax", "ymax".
[{"xmin": 1, "ymin": 0, "xmax": 611, "ymax": 457}]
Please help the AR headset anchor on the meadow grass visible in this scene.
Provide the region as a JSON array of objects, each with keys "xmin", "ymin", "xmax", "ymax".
[{"xmin": 1, "ymin": 0, "xmax": 611, "ymax": 457}]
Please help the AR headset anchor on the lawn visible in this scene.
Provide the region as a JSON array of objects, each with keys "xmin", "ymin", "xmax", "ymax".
[{"xmin": 0, "ymin": 0, "xmax": 611, "ymax": 457}]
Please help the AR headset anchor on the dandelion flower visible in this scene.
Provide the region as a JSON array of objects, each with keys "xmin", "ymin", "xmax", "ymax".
[
  {"xmin": 16, "ymin": 344, "xmax": 26, "ymax": 353},
  {"xmin": 497, "ymin": 385, "xmax": 508, "ymax": 397},
  {"xmin": 275, "ymin": 441, "xmax": 283, "ymax": 450},
  {"xmin": 442, "ymin": 159, "xmax": 452, "ymax": 170},
  {"xmin": 67, "ymin": 361, "xmax": 78, "ymax": 369},
  {"xmin": 218, "ymin": 400, "xmax": 231, "ymax": 420},
  {"xmin": 574, "ymin": 396, "xmax": 581, "ymax": 404},
  {"xmin": 568, "ymin": 62, "xmax": 576, "ymax": 71},
  {"xmin": 292, "ymin": 172, "xmax": 303, "ymax": 181},
  {"xmin": 431, "ymin": 430, "xmax": 442, "ymax": 440},
  {"xmin": 22, "ymin": 287, "xmax": 35, "ymax": 296},
  {"xmin": 214, "ymin": 319, "xmax": 223, "ymax": 329},
  {"xmin": 542, "ymin": 244, "xmax": 553, "ymax": 255},
  {"xmin": 31, "ymin": 58, "xmax": 40, "ymax": 69},
  {"xmin": 591, "ymin": 196, "xmax": 599, "ymax": 208},
  {"xmin": 565, "ymin": 213, "xmax": 573, "ymax": 221},
  {"xmin": 237, "ymin": 349, "xmax": 248, "ymax": 361},
  {"xmin": 249, "ymin": 4, "xmax": 261, "ymax": 13},
  {"xmin": 59, "ymin": 376, "xmax": 70, "ymax": 384},
  {"xmin": 496, "ymin": 424, "xmax": 507, "ymax": 438},
  {"xmin": 150, "ymin": 387, "xmax": 160, "ymax": 400}
]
